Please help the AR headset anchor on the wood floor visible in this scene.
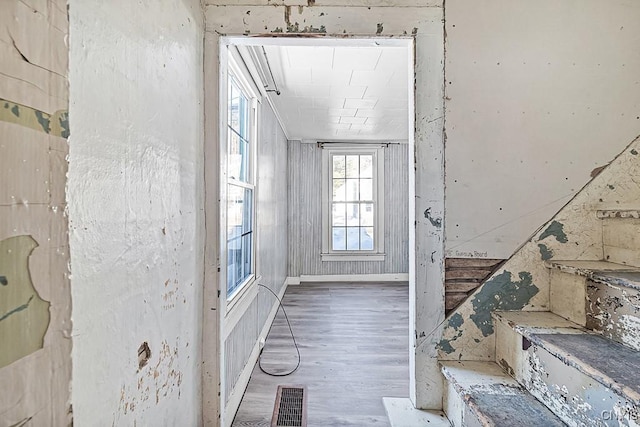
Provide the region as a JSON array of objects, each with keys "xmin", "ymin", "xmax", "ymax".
[{"xmin": 232, "ymin": 282, "xmax": 409, "ymax": 427}]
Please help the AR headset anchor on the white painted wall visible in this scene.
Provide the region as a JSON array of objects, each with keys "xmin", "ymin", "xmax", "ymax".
[
  {"xmin": 445, "ymin": 0, "xmax": 640, "ymax": 259},
  {"xmin": 68, "ymin": 1, "xmax": 205, "ymax": 425}
]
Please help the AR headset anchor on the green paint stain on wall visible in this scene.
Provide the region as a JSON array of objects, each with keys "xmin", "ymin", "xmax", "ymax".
[
  {"xmin": 0, "ymin": 98, "xmax": 68, "ymax": 138},
  {"xmin": 449, "ymin": 313, "xmax": 464, "ymax": 329},
  {"xmin": 0, "ymin": 295, "xmax": 34, "ymax": 322},
  {"xmin": 438, "ymin": 313, "xmax": 465, "ymax": 354},
  {"xmin": 470, "ymin": 271, "xmax": 538, "ymax": 337},
  {"xmin": 0, "ymin": 235, "xmax": 51, "ymax": 369},
  {"xmin": 539, "ymin": 220, "xmax": 568, "ymax": 243},
  {"xmin": 538, "ymin": 243, "xmax": 553, "ymax": 261},
  {"xmin": 438, "ymin": 338, "xmax": 455, "ymax": 354},
  {"xmin": 34, "ymin": 110, "xmax": 50, "ymax": 133}
]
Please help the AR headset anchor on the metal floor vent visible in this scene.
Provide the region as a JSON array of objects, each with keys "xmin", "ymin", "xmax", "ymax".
[{"xmin": 271, "ymin": 385, "xmax": 307, "ymax": 427}]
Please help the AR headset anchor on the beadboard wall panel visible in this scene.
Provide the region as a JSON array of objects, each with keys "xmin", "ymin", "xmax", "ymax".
[{"xmin": 288, "ymin": 141, "xmax": 408, "ymax": 277}]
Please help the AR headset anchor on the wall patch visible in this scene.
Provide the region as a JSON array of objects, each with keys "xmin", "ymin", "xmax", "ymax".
[{"xmin": 0, "ymin": 235, "xmax": 51, "ymax": 368}]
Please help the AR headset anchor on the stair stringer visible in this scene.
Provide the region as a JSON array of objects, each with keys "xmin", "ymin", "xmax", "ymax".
[{"xmin": 438, "ymin": 135, "xmax": 640, "ymax": 362}]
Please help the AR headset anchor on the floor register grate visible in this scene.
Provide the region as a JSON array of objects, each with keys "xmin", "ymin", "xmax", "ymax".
[{"xmin": 271, "ymin": 385, "xmax": 307, "ymax": 427}]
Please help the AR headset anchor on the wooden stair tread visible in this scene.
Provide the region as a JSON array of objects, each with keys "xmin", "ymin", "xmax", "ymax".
[
  {"xmin": 493, "ymin": 311, "xmax": 640, "ymax": 404},
  {"xmin": 441, "ymin": 361, "xmax": 566, "ymax": 427},
  {"xmin": 545, "ymin": 260, "xmax": 640, "ymax": 291}
]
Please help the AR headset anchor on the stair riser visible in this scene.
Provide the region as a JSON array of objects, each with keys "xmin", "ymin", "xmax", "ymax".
[
  {"xmin": 496, "ymin": 322, "xmax": 639, "ymax": 427},
  {"xmin": 550, "ymin": 269, "xmax": 640, "ymax": 351},
  {"xmin": 444, "ymin": 380, "xmax": 464, "ymax": 427},
  {"xmin": 550, "ymin": 269, "xmax": 587, "ymax": 326},
  {"xmin": 444, "ymin": 381, "xmax": 485, "ymax": 427},
  {"xmin": 603, "ymin": 218, "xmax": 640, "ymax": 268},
  {"xmin": 587, "ymin": 281, "xmax": 640, "ymax": 351}
]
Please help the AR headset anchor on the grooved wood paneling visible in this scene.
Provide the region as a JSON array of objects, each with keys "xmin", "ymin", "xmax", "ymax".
[
  {"xmin": 444, "ymin": 258, "xmax": 505, "ymax": 314},
  {"xmin": 287, "ymin": 142, "xmax": 408, "ymax": 277}
]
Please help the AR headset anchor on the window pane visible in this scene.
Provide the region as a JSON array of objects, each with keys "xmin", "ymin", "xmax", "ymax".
[
  {"xmin": 360, "ymin": 155, "xmax": 373, "ymax": 178},
  {"xmin": 242, "ymin": 188, "xmax": 253, "ymax": 233},
  {"xmin": 361, "ymin": 203, "xmax": 374, "ymax": 226},
  {"xmin": 346, "ymin": 227, "xmax": 360, "ymax": 250},
  {"xmin": 360, "ymin": 178, "xmax": 373, "ymax": 200},
  {"xmin": 238, "ymin": 93, "xmax": 249, "ymax": 139},
  {"xmin": 227, "ymin": 184, "xmax": 244, "ymax": 238},
  {"xmin": 333, "ymin": 179, "xmax": 346, "ymax": 201},
  {"xmin": 361, "ymin": 227, "xmax": 374, "ymax": 250},
  {"xmin": 346, "ymin": 155, "xmax": 359, "ymax": 178},
  {"xmin": 346, "ymin": 203, "xmax": 360, "ymax": 226},
  {"xmin": 345, "ymin": 179, "xmax": 359, "ymax": 202},
  {"xmin": 228, "ymin": 131, "xmax": 243, "ymax": 181},
  {"xmin": 227, "ymin": 184, "xmax": 253, "ymax": 296},
  {"xmin": 332, "ymin": 203, "xmax": 346, "ymax": 226},
  {"xmin": 332, "ymin": 227, "xmax": 346, "ymax": 250},
  {"xmin": 333, "ymin": 155, "xmax": 345, "ymax": 178},
  {"xmin": 229, "ymin": 82, "xmax": 239, "ymax": 131}
]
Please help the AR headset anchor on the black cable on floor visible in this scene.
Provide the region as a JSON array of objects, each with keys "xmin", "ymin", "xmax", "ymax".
[{"xmin": 257, "ymin": 283, "xmax": 301, "ymax": 376}]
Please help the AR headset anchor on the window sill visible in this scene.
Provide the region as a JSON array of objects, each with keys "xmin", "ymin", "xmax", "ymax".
[
  {"xmin": 321, "ymin": 253, "xmax": 386, "ymax": 262},
  {"xmin": 224, "ymin": 275, "xmax": 259, "ymax": 339}
]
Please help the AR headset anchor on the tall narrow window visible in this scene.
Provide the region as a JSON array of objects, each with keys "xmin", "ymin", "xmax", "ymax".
[
  {"xmin": 226, "ymin": 66, "xmax": 256, "ymax": 299},
  {"xmin": 322, "ymin": 146, "xmax": 385, "ymax": 261}
]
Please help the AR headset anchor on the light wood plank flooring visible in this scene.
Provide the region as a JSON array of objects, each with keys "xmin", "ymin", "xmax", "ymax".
[{"xmin": 232, "ymin": 282, "xmax": 409, "ymax": 427}]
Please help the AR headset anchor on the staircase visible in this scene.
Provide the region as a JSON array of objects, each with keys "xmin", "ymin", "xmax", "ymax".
[{"xmin": 438, "ymin": 137, "xmax": 640, "ymax": 426}]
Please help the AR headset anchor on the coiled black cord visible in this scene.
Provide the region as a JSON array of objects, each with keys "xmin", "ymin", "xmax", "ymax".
[{"xmin": 257, "ymin": 283, "xmax": 301, "ymax": 376}]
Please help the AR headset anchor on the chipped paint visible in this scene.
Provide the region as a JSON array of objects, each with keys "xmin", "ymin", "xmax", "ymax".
[
  {"xmin": 538, "ymin": 243, "xmax": 553, "ymax": 261},
  {"xmin": 587, "ymin": 279, "xmax": 640, "ymax": 351},
  {"xmin": 1, "ymin": 98, "xmax": 69, "ymax": 138},
  {"xmin": 425, "ymin": 207, "xmax": 443, "ymax": 229},
  {"xmin": 438, "ymin": 313, "xmax": 465, "ymax": 354},
  {"xmin": 470, "ymin": 271, "xmax": 538, "ymax": 337},
  {"xmin": 538, "ymin": 220, "xmax": 568, "ymax": 244},
  {"xmin": 0, "ymin": 235, "xmax": 51, "ymax": 369}
]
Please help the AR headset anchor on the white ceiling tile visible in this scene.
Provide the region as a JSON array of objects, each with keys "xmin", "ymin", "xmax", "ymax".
[
  {"xmin": 340, "ymin": 116, "xmax": 367, "ymax": 125},
  {"xmin": 330, "ymin": 85, "xmax": 366, "ymax": 99},
  {"xmin": 285, "ymin": 46, "xmax": 334, "ymax": 69},
  {"xmin": 253, "ymin": 44, "xmax": 409, "ymax": 141},
  {"xmin": 344, "ymin": 98, "xmax": 378, "ymax": 109},
  {"xmin": 333, "ymin": 47, "xmax": 382, "ymax": 71},
  {"xmin": 314, "ymin": 98, "xmax": 346, "ymax": 109},
  {"xmin": 328, "ymin": 108, "xmax": 357, "ymax": 117},
  {"xmin": 312, "ymin": 69, "xmax": 352, "ymax": 86},
  {"xmin": 290, "ymin": 84, "xmax": 332, "ymax": 98},
  {"xmin": 350, "ymin": 69, "xmax": 394, "ymax": 86}
]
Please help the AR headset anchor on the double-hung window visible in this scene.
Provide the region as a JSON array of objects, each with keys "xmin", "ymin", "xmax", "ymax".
[
  {"xmin": 226, "ymin": 57, "xmax": 258, "ymax": 299},
  {"xmin": 321, "ymin": 146, "xmax": 385, "ymax": 261}
]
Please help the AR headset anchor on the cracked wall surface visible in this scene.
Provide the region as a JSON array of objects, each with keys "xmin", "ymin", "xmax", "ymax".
[{"xmin": 0, "ymin": 1, "xmax": 72, "ymax": 426}]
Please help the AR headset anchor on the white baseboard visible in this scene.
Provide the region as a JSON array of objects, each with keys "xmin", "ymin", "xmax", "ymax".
[
  {"xmin": 296, "ymin": 273, "xmax": 409, "ymax": 283},
  {"xmin": 223, "ymin": 277, "xmax": 290, "ymax": 427},
  {"xmin": 286, "ymin": 276, "xmax": 301, "ymax": 286}
]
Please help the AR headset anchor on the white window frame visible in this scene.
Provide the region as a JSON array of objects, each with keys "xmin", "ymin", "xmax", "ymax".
[
  {"xmin": 321, "ymin": 145, "xmax": 385, "ymax": 262},
  {"xmin": 224, "ymin": 49, "xmax": 261, "ymax": 308}
]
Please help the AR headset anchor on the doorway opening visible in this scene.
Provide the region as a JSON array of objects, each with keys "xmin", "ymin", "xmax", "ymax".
[{"xmin": 217, "ymin": 36, "xmax": 416, "ymax": 426}]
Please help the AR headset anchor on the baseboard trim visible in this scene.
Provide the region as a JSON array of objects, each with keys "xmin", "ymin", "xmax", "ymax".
[
  {"xmin": 296, "ymin": 273, "xmax": 409, "ymax": 283},
  {"xmin": 223, "ymin": 277, "xmax": 290, "ymax": 427}
]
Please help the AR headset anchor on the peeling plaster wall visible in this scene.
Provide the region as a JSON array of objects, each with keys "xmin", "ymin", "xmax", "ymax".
[
  {"xmin": 68, "ymin": 1, "xmax": 205, "ymax": 425},
  {"xmin": 440, "ymin": 136, "xmax": 640, "ymax": 362},
  {"xmin": 445, "ymin": 0, "xmax": 640, "ymax": 259},
  {"xmin": 287, "ymin": 141, "xmax": 408, "ymax": 277},
  {"xmin": 0, "ymin": 1, "xmax": 71, "ymax": 425}
]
